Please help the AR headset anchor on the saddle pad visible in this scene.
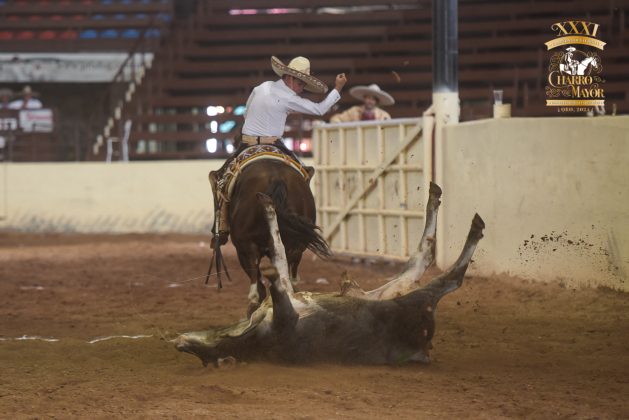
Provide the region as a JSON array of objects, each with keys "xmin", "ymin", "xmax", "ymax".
[{"xmin": 219, "ymin": 144, "xmax": 310, "ymax": 203}]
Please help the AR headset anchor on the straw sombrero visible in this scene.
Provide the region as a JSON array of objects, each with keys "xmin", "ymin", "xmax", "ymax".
[
  {"xmin": 20, "ymin": 85, "xmax": 39, "ymax": 97},
  {"xmin": 271, "ymin": 56, "xmax": 328, "ymax": 94},
  {"xmin": 349, "ymin": 84, "xmax": 395, "ymax": 106}
]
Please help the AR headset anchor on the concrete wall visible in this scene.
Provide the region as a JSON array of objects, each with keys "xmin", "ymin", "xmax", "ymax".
[
  {"xmin": 0, "ymin": 158, "xmax": 316, "ymax": 234},
  {"xmin": 437, "ymin": 116, "xmax": 629, "ymax": 291},
  {"xmin": 0, "ymin": 161, "xmax": 220, "ymax": 233}
]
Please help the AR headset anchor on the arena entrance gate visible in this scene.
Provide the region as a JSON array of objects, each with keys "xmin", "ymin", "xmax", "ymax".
[{"xmin": 313, "ymin": 118, "xmax": 428, "ymax": 260}]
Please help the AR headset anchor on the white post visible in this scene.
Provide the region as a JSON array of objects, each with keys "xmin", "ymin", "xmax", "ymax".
[{"xmin": 433, "ymin": 91, "xmax": 460, "ymax": 270}]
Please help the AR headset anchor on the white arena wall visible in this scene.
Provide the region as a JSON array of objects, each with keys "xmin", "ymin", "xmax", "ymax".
[
  {"xmin": 437, "ymin": 116, "xmax": 629, "ymax": 292},
  {"xmin": 1, "ymin": 160, "xmax": 220, "ymax": 233},
  {"xmin": 0, "ymin": 159, "xmax": 315, "ymax": 234}
]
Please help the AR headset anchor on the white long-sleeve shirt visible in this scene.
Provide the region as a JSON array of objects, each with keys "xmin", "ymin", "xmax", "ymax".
[
  {"xmin": 8, "ymin": 98, "xmax": 43, "ymax": 109},
  {"xmin": 242, "ymin": 79, "xmax": 340, "ymax": 137}
]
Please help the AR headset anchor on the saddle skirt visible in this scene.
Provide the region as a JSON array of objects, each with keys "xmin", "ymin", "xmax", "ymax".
[{"xmin": 214, "ymin": 144, "xmax": 311, "ymax": 204}]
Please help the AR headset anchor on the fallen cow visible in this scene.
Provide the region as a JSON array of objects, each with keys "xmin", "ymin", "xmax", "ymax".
[{"xmin": 175, "ymin": 183, "xmax": 485, "ymax": 366}]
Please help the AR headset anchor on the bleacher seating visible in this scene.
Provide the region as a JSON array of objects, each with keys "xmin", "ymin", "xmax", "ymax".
[
  {"xmin": 2, "ymin": 0, "xmax": 627, "ymax": 161},
  {"xmin": 0, "ymin": 0, "xmax": 172, "ymax": 52},
  {"xmin": 0, "ymin": 0, "xmax": 173, "ymax": 162},
  {"xmin": 116, "ymin": 0, "xmax": 629, "ymax": 160}
]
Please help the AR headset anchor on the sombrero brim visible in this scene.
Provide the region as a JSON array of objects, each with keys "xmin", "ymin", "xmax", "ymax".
[
  {"xmin": 20, "ymin": 89, "xmax": 40, "ymax": 97},
  {"xmin": 271, "ymin": 56, "xmax": 328, "ymax": 94},
  {"xmin": 349, "ymin": 86, "xmax": 395, "ymax": 106}
]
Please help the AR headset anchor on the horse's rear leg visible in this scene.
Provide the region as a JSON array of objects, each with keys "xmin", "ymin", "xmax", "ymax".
[
  {"xmin": 255, "ymin": 271, "xmax": 266, "ymax": 306},
  {"xmin": 288, "ymin": 252, "xmax": 303, "ymax": 292},
  {"xmin": 236, "ymin": 250, "xmax": 266, "ymax": 317},
  {"xmin": 247, "ymin": 269, "xmax": 267, "ymax": 317}
]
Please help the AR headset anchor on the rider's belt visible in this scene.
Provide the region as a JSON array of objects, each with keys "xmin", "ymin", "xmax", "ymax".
[{"xmin": 241, "ymin": 135, "xmax": 279, "ymax": 145}]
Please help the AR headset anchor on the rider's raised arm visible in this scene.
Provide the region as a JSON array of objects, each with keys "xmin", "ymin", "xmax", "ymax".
[{"xmin": 286, "ymin": 89, "xmax": 341, "ymax": 116}]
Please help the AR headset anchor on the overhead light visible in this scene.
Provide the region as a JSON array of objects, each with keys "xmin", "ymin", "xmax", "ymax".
[
  {"xmin": 210, "ymin": 121, "xmax": 218, "ymax": 133},
  {"xmin": 299, "ymin": 139, "xmax": 312, "ymax": 152},
  {"xmin": 229, "ymin": 9, "xmax": 257, "ymax": 15},
  {"xmin": 206, "ymin": 106, "xmax": 218, "ymax": 117},
  {"xmin": 205, "ymin": 138, "xmax": 217, "ymax": 153},
  {"xmin": 220, "ymin": 120, "xmax": 236, "ymax": 133}
]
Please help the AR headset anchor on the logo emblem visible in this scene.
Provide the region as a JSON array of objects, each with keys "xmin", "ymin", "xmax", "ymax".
[{"xmin": 545, "ymin": 21, "xmax": 606, "ymax": 112}]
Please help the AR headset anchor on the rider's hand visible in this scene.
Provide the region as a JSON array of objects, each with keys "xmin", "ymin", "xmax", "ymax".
[{"xmin": 335, "ymin": 73, "xmax": 347, "ymax": 92}]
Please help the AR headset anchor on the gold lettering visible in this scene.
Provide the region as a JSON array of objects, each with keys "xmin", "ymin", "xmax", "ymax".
[
  {"xmin": 554, "ymin": 75, "xmax": 594, "ymax": 86},
  {"xmin": 551, "ymin": 22, "xmax": 568, "ymax": 36},
  {"xmin": 590, "ymin": 23, "xmax": 599, "ymax": 37},
  {"xmin": 551, "ymin": 21, "xmax": 600, "ymax": 38},
  {"xmin": 548, "ymin": 71, "xmax": 561, "ymax": 87},
  {"xmin": 571, "ymin": 86, "xmax": 605, "ymax": 98},
  {"xmin": 567, "ymin": 21, "xmax": 580, "ymax": 34},
  {"xmin": 581, "ymin": 21, "xmax": 600, "ymax": 37}
]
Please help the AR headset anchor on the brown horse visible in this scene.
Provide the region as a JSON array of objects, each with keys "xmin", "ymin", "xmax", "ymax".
[{"xmin": 216, "ymin": 159, "xmax": 331, "ymax": 315}]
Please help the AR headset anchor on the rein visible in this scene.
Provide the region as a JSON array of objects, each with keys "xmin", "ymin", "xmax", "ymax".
[{"xmin": 205, "ymin": 235, "xmax": 232, "ymax": 289}]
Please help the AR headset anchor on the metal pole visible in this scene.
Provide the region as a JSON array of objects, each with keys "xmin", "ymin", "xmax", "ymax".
[
  {"xmin": 431, "ymin": 0, "xmax": 460, "ymax": 272},
  {"xmin": 433, "ymin": 0, "xmax": 458, "ymax": 94},
  {"xmin": 431, "ymin": 0, "xmax": 459, "ymax": 126}
]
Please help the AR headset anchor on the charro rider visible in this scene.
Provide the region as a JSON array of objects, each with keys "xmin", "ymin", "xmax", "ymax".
[
  {"xmin": 209, "ymin": 56, "xmax": 347, "ymax": 247},
  {"xmin": 330, "ymin": 83, "xmax": 394, "ymax": 122},
  {"xmin": 561, "ymin": 46, "xmax": 579, "ymax": 75}
]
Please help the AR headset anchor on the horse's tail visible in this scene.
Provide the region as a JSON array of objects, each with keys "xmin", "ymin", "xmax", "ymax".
[{"xmin": 267, "ymin": 180, "xmax": 332, "ymax": 259}]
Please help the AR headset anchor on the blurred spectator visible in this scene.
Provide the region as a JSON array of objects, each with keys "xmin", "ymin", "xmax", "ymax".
[
  {"xmin": 0, "ymin": 88, "xmax": 13, "ymax": 109},
  {"xmin": 9, "ymin": 85, "xmax": 43, "ymax": 109},
  {"xmin": 330, "ymin": 84, "xmax": 394, "ymax": 122},
  {"xmin": 0, "ymin": 88, "xmax": 11, "ymax": 157},
  {"xmin": 0, "ymin": 134, "xmax": 6, "ymax": 162}
]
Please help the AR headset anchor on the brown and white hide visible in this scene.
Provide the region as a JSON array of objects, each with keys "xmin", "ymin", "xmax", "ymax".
[{"xmin": 174, "ymin": 183, "xmax": 485, "ymax": 366}]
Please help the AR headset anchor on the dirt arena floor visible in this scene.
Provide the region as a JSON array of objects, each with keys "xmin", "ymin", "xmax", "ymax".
[{"xmin": 1, "ymin": 233, "xmax": 628, "ymax": 419}]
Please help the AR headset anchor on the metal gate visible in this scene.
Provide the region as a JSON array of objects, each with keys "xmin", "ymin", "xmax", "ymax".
[{"xmin": 313, "ymin": 118, "xmax": 427, "ymax": 260}]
